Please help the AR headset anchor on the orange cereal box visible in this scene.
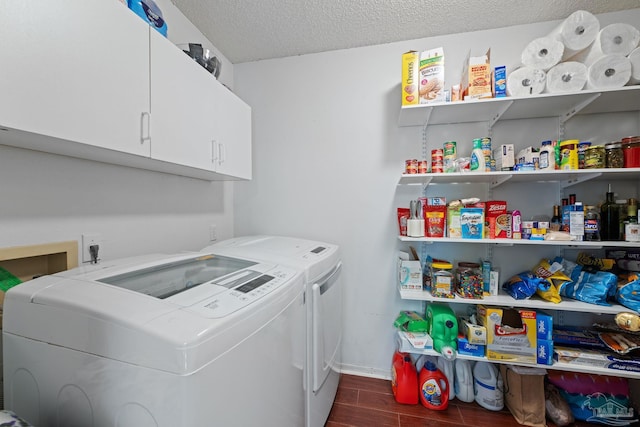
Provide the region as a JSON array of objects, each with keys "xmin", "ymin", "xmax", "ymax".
[
  {"xmin": 485, "ymin": 200, "xmax": 509, "ymax": 239},
  {"xmin": 402, "ymin": 51, "xmax": 419, "ymax": 106}
]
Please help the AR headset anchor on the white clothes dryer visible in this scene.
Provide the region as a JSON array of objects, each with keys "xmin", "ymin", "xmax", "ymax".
[{"xmin": 204, "ymin": 235, "xmax": 343, "ymax": 427}]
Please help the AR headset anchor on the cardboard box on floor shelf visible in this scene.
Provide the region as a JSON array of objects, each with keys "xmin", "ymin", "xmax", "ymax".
[
  {"xmin": 477, "ymin": 305, "xmax": 537, "ymax": 364},
  {"xmin": 418, "ymin": 47, "xmax": 445, "ymax": 104},
  {"xmin": 461, "ymin": 48, "xmax": 492, "ymax": 100},
  {"xmin": 397, "ymin": 251, "xmax": 422, "ymax": 291}
]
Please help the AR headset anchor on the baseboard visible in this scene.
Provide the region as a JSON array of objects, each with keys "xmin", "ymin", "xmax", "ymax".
[{"xmin": 338, "ymin": 363, "xmax": 391, "ymax": 381}]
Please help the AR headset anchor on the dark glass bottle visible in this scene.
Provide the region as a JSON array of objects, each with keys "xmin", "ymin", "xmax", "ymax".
[{"xmin": 601, "ymin": 186, "xmax": 620, "ymax": 241}]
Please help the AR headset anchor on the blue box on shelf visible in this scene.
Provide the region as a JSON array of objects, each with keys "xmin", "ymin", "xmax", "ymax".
[
  {"xmin": 457, "ymin": 336, "xmax": 485, "ymax": 357},
  {"xmin": 537, "ymin": 339, "xmax": 553, "ymax": 365},
  {"xmin": 536, "ymin": 312, "xmax": 553, "ymax": 341}
]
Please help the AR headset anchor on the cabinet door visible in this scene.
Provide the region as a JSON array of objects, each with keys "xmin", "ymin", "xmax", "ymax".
[
  {"xmin": 0, "ymin": 0, "xmax": 150, "ymax": 156},
  {"xmin": 149, "ymin": 30, "xmax": 216, "ymax": 171},
  {"xmin": 212, "ymin": 84, "xmax": 252, "ymax": 179}
]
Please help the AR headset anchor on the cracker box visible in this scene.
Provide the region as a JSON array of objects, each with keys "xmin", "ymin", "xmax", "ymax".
[
  {"xmin": 401, "ymin": 51, "xmax": 420, "ymax": 106},
  {"xmin": 461, "ymin": 48, "xmax": 492, "ymax": 100},
  {"xmin": 477, "ymin": 305, "xmax": 537, "ymax": 364},
  {"xmin": 418, "ymin": 47, "xmax": 445, "ymax": 104},
  {"xmin": 485, "ymin": 200, "xmax": 508, "ymax": 239},
  {"xmin": 461, "ymin": 207, "xmax": 484, "ymax": 239}
]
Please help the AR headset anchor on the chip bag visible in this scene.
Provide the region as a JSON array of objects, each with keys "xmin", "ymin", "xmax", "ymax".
[
  {"xmin": 531, "ymin": 258, "xmax": 571, "ymax": 303},
  {"xmin": 503, "ymin": 271, "xmax": 549, "ymax": 300}
]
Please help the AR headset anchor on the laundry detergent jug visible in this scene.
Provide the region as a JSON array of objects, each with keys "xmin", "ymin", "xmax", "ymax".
[
  {"xmin": 391, "ymin": 351, "xmax": 418, "ymax": 404},
  {"xmin": 473, "ymin": 361, "xmax": 504, "ymax": 411},
  {"xmin": 454, "ymin": 359, "xmax": 474, "ymax": 403},
  {"xmin": 436, "ymin": 356, "xmax": 456, "ymax": 401},
  {"xmin": 426, "ymin": 303, "xmax": 458, "ymax": 358},
  {"xmin": 419, "ymin": 360, "xmax": 449, "ymax": 410}
]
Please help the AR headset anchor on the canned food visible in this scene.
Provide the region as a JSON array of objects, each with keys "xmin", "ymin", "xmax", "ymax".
[
  {"xmin": 559, "ymin": 139, "xmax": 579, "ymax": 170},
  {"xmin": 605, "ymin": 142, "xmax": 624, "ymax": 168},
  {"xmin": 578, "ymin": 141, "xmax": 591, "ymax": 169},
  {"xmin": 481, "ymin": 137, "xmax": 492, "ymax": 172},
  {"xmin": 443, "ymin": 141, "xmax": 457, "ymax": 173},
  {"xmin": 418, "ymin": 159, "xmax": 429, "ymax": 174},
  {"xmin": 431, "ymin": 149, "xmax": 444, "ymax": 173},
  {"xmin": 405, "ymin": 159, "xmax": 418, "ymax": 174},
  {"xmin": 584, "ymin": 145, "xmax": 605, "ymax": 169}
]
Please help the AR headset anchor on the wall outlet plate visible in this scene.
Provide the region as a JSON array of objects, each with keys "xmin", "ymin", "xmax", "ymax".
[{"xmin": 82, "ymin": 233, "xmax": 101, "ymax": 263}]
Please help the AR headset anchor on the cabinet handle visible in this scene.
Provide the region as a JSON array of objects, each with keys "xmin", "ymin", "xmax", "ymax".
[
  {"xmin": 211, "ymin": 140, "xmax": 217, "ymax": 163},
  {"xmin": 140, "ymin": 112, "xmax": 151, "ymax": 144},
  {"xmin": 219, "ymin": 142, "xmax": 226, "ymax": 165}
]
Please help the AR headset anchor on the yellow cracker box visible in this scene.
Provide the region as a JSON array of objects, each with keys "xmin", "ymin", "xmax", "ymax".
[
  {"xmin": 477, "ymin": 305, "xmax": 537, "ymax": 364},
  {"xmin": 401, "ymin": 51, "xmax": 420, "ymax": 106},
  {"xmin": 418, "ymin": 47, "xmax": 445, "ymax": 104},
  {"xmin": 461, "ymin": 49, "xmax": 492, "ymax": 100}
]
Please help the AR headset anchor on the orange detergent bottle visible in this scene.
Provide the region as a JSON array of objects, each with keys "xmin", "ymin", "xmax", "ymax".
[
  {"xmin": 391, "ymin": 351, "xmax": 418, "ymax": 404},
  {"xmin": 419, "ymin": 360, "xmax": 449, "ymax": 410}
]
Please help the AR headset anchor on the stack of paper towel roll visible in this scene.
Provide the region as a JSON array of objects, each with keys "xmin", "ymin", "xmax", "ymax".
[{"xmin": 509, "ymin": 10, "xmax": 640, "ymax": 96}]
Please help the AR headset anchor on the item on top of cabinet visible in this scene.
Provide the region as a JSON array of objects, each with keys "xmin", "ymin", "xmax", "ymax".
[
  {"xmin": 177, "ymin": 44, "xmax": 222, "ymax": 78},
  {"xmin": 418, "ymin": 47, "xmax": 445, "ymax": 104},
  {"xmin": 461, "ymin": 48, "xmax": 492, "ymax": 100},
  {"xmin": 572, "ymin": 23, "xmax": 640, "ymax": 62},
  {"xmin": 426, "ymin": 303, "xmax": 458, "ymax": 357},
  {"xmin": 548, "ymin": 10, "xmax": 600, "ymax": 60},
  {"xmin": 128, "ymin": 0, "xmax": 167, "ymax": 36},
  {"xmin": 545, "ymin": 61, "xmax": 587, "ymax": 93},
  {"xmin": 521, "ymin": 36, "xmax": 564, "ymax": 71},
  {"xmin": 506, "ymin": 66, "xmax": 546, "ymax": 97},
  {"xmin": 401, "ymin": 51, "xmax": 420, "ymax": 106},
  {"xmin": 391, "ymin": 351, "xmax": 419, "ymax": 404}
]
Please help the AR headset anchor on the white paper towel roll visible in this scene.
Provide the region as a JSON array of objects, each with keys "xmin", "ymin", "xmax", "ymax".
[
  {"xmin": 629, "ymin": 47, "xmax": 640, "ymax": 85},
  {"xmin": 507, "ymin": 67, "xmax": 546, "ymax": 96},
  {"xmin": 571, "ymin": 23, "xmax": 640, "ymax": 65},
  {"xmin": 545, "ymin": 61, "xmax": 588, "ymax": 93},
  {"xmin": 549, "ymin": 10, "xmax": 600, "ymax": 60},
  {"xmin": 586, "ymin": 54, "xmax": 632, "ymax": 89},
  {"xmin": 521, "ymin": 37, "xmax": 564, "ymax": 71}
]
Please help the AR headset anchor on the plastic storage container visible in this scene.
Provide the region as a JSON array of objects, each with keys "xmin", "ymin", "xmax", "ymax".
[
  {"xmin": 455, "ymin": 262, "xmax": 483, "ymax": 299},
  {"xmin": 605, "ymin": 142, "xmax": 624, "ymax": 168},
  {"xmin": 430, "ymin": 260, "xmax": 454, "ymax": 298}
]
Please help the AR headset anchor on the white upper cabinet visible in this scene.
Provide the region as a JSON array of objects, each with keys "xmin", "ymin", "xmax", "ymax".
[
  {"xmin": 0, "ymin": 0, "xmax": 150, "ymax": 157},
  {"xmin": 0, "ymin": 0, "xmax": 251, "ymax": 181}
]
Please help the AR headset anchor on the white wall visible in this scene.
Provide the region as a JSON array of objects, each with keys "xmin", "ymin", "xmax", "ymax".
[
  {"xmin": 233, "ymin": 9, "xmax": 640, "ymax": 377},
  {"xmin": 0, "ymin": 2, "xmax": 236, "ymax": 263}
]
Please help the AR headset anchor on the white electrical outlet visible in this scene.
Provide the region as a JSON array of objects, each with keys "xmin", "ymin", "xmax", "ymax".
[
  {"xmin": 82, "ymin": 233, "xmax": 102, "ymax": 263},
  {"xmin": 209, "ymin": 225, "xmax": 217, "ymax": 241}
]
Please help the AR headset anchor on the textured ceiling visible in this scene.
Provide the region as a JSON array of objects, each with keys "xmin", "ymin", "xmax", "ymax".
[{"xmin": 169, "ymin": 0, "xmax": 640, "ymax": 64}]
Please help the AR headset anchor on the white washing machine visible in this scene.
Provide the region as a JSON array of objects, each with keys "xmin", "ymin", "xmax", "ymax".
[
  {"xmin": 2, "ymin": 251, "xmax": 306, "ymax": 426},
  {"xmin": 203, "ymin": 235, "xmax": 343, "ymax": 427}
]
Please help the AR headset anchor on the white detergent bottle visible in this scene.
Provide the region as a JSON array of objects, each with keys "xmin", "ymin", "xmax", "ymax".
[
  {"xmin": 454, "ymin": 359, "xmax": 474, "ymax": 403},
  {"xmin": 473, "ymin": 361, "xmax": 504, "ymax": 411},
  {"xmin": 437, "ymin": 356, "xmax": 456, "ymax": 401}
]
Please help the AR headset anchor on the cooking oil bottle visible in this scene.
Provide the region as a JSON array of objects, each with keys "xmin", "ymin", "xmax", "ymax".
[{"xmin": 601, "ymin": 185, "xmax": 620, "ymax": 241}]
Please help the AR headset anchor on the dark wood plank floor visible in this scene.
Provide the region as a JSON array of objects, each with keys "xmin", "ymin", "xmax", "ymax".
[{"xmin": 326, "ymin": 374, "xmax": 596, "ymax": 427}]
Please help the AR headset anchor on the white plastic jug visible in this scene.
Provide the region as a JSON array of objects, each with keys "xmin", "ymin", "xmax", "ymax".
[
  {"xmin": 437, "ymin": 356, "xmax": 456, "ymax": 400},
  {"xmin": 454, "ymin": 359, "xmax": 474, "ymax": 403},
  {"xmin": 473, "ymin": 361, "xmax": 504, "ymax": 411}
]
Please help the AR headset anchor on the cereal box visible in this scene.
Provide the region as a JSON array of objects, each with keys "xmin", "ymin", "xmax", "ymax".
[
  {"xmin": 401, "ymin": 51, "xmax": 420, "ymax": 106},
  {"xmin": 485, "ymin": 200, "xmax": 509, "ymax": 239},
  {"xmin": 461, "ymin": 49, "xmax": 492, "ymax": 100},
  {"xmin": 460, "ymin": 207, "xmax": 484, "ymax": 239},
  {"xmin": 418, "ymin": 47, "xmax": 445, "ymax": 104}
]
